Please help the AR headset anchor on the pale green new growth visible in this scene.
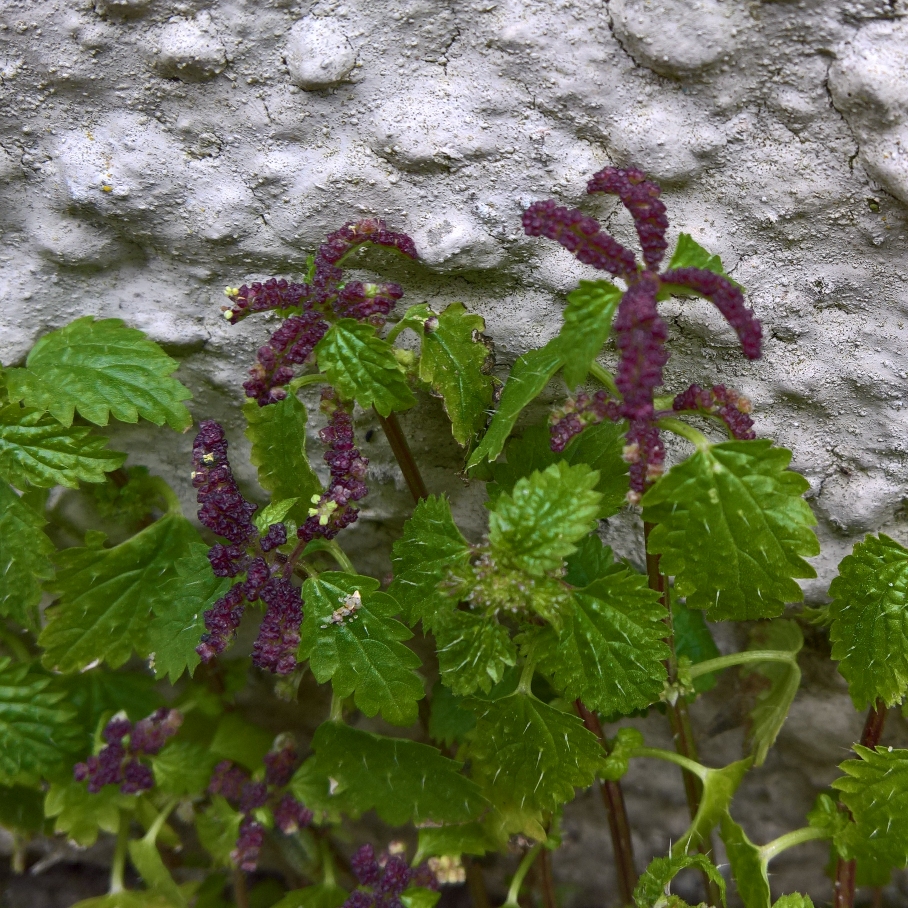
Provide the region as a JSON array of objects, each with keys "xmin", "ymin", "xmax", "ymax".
[
  {"xmin": 418, "ymin": 302, "xmax": 493, "ymax": 444},
  {"xmin": 828, "ymin": 534, "xmax": 908, "ymax": 709},
  {"xmin": 433, "ymin": 609, "xmax": 516, "ymax": 696},
  {"xmin": 299, "ymin": 573, "xmax": 424, "ymax": 726},
  {"xmin": 45, "ymin": 780, "xmax": 133, "ymax": 847},
  {"xmin": 40, "ymin": 514, "xmax": 201, "ymax": 673},
  {"xmin": 0, "ymin": 403, "xmax": 125, "ymax": 489},
  {"xmin": 488, "ymin": 461, "xmax": 601, "ymax": 576},
  {"xmin": 643, "ymin": 441, "xmax": 819, "ymax": 620},
  {"xmin": 315, "ymin": 319, "xmax": 416, "ymax": 416},
  {"xmin": 292, "ymin": 721, "xmax": 486, "ymax": 825},
  {"xmin": 6, "ymin": 317, "xmax": 192, "ymax": 430}
]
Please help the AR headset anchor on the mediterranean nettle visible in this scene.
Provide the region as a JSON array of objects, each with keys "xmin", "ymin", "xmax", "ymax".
[{"xmin": 0, "ymin": 175, "xmax": 900, "ymax": 908}]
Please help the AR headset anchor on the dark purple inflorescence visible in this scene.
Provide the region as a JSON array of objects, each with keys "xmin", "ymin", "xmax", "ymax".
[
  {"xmin": 343, "ymin": 844, "xmax": 439, "ymax": 908},
  {"xmin": 74, "ymin": 709, "xmax": 183, "ymax": 795},
  {"xmin": 297, "ymin": 388, "xmax": 370, "ymax": 545},
  {"xmin": 673, "ymin": 383, "xmax": 756, "ymax": 440},
  {"xmin": 224, "ymin": 219, "xmax": 417, "ymax": 407},
  {"xmin": 192, "ymin": 421, "xmax": 302, "ymax": 674},
  {"xmin": 526, "ymin": 166, "xmax": 763, "ymax": 501},
  {"xmin": 208, "ymin": 737, "xmax": 311, "ymax": 872}
]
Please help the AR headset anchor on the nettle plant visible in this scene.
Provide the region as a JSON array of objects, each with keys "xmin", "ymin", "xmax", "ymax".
[{"xmin": 1, "ymin": 168, "xmax": 907, "ymax": 908}]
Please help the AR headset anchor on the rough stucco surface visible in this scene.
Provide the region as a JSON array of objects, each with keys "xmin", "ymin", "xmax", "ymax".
[{"xmin": 5, "ymin": 0, "xmax": 908, "ymax": 903}]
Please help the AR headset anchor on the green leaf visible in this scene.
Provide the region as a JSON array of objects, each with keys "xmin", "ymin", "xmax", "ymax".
[
  {"xmin": 6, "ymin": 317, "xmax": 192, "ymax": 430},
  {"xmin": 642, "ymin": 441, "xmax": 819, "ymax": 620},
  {"xmin": 419, "ymin": 303, "xmax": 493, "ymax": 445},
  {"xmin": 466, "ymin": 690, "xmax": 603, "ymax": 816},
  {"xmin": 272, "ymin": 884, "xmax": 348, "ymax": 908},
  {"xmin": 0, "ymin": 479, "xmax": 54, "ymax": 625},
  {"xmin": 45, "ymin": 779, "xmax": 132, "ymax": 846},
  {"xmin": 253, "ymin": 498, "xmax": 299, "ymax": 534},
  {"xmin": 244, "ymin": 395, "xmax": 321, "ymax": 527},
  {"xmin": 832, "ymin": 745, "xmax": 908, "ymax": 872},
  {"xmin": 196, "ymin": 796, "xmax": 242, "ymax": 867},
  {"xmin": 299, "ymin": 573, "xmax": 424, "ymax": 726},
  {"xmin": 660, "ymin": 234, "xmax": 738, "ymax": 300},
  {"xmin": 467, "ymin": 337, "xmax": 567, "ymax": 468},
  {"xmin": 772, "ymin": 897, "xmax": 814, "ymax": 908},
  {"xmin": 601, "ymin": 728, "xmax": 645, "ymax": 782},
  {"xmin": 488, "ymin": 461, "xmax": 601, "ymax": 576},
  {"xmin": 0, "ymin": 784, "xmax": 48, "ymax": 833},
  {"xmin": 564, "ymin": 535, "xmax": 616, "ymax": 588},
  {"xmin": 531, "ymin": 569, "xmax": 669, "ymax": 715},
  {"xmin": 315, "ymin": 319, "xmax": 416, "ymax": 416},
  {"xmin": 559, "ymin": 281, "xmax": 622, "ymax": 388},
  {"xmin": 741, "ymin": 620, "xmax": 803, "ymax": 766},
  {"xmin": 209, "ymin": 713, "xmax": 273, "ymax": 772},
  {"xmin": 489, "ymin": 422, "xmax": 628, "ymax": 521},
  {"xmin": 415, "ymin": 822, "xmax": 495, "ymax": 862},
  {"xmin": 674, "ymin": 759, "xmax": 752, "ymax": 855},
  {"xmin": 0, "ymin": 659, "xmax": 83, "ymax": 784},
  {"xmin": 828, "ymin": 534, "xmax": 908, "ymax": 710},
  {"xmin": 69, "ymin": 892, "xmax": 182, "ymax": 908},
  {"xmin": 292, "ymin": 721, "xmax": 486, "ymax": 825},
  {"xmin": 129, "ymin": 838, "xmax": 186, "ymax": 907},
  {"xmin": 633, "ymin": 854, "xmax": 726, "ymax": 908},
  {"xmin": 429, "ymin": 681, "xmax": 476, "ymax": 747},
  {"xmin": 401, "ymin": 889, "xmax": 441, "ymax": 908},
  {"xmin": 719, "ymin": 813, "xmax": 770, "ymax": 908},
  {"xmin": 147, "ymin": 544, "xmax": 230, "ymax": 684},
  {"xmin": 672, "ymin": 601, "xmax": 721, "ymax": 694},
  {"xmin": 388, "ymin": 495, "xmax": 471, "ymax": 627},
  {"xmin": 40, "ymin": 514, "xmax": 201, "ymax": 672},
  {"xmin": 434, "ymin": 609, "xmax": 516, "ymax": 696},
  {"xmin": 152, "ymin": 741, "xmax": 219, "ymax": 798},
  {"xmin": 0, "ymin": 403, "xmax": 126, "ymax": 489}
]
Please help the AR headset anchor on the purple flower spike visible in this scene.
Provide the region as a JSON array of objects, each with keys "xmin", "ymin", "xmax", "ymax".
[
  {"xmin": 522, "ymin": 200, "xmax": 638, "ymax": 279},
  {"xmin": 252, "ymin": 578, "xmax": 303, "ymax": 675},
  {"xmin": 587, "ymin": 166, "xmax": 668, "ymax": 270},
  {"xmin": 224, "ymin": 278, "xmax": 310, "ymax": 323},
  {"xmin": 197, "ymin": 583, "xmax": 247, "ymax": 663},
  {"xmin": 273, "ymin": 794, "xmax": 313, "ymax": 834},
  {"xmin": 673, "ymin": 383, "xmax": 756, "ymax": 440},
  {"xmin": 232, "ymin": 816, "xmax": 265, "ymax": 872}
]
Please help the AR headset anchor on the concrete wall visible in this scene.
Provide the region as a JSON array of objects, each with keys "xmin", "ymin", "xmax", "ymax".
[{"xmin": 5, "ymin": 0, "xmax": 908, "ymax": 902}]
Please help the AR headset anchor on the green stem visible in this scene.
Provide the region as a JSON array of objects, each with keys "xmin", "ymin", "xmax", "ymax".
[
  {"xmin": 759, "ymin": 826, "xmax": 828, "ymax": 863},
  {"xmin": 656, "ymin": 417, "xmax": 710, "ymax": 451},
  {"xmin": 149, "ymin": 477, "xmax": 183, "ymax": 516},
  {"xmin": 588, "ymin": 362, "xmax": 619, "ymax": 396},
  {"xmin": 631, "ymin": 746, "xmax": 708, "ymax": 781},
  {"xmin": 302, "ymin": 538, "xmax": 356, "ymax": 574},
  {"xmin": 517, "ymin": 658, "xmax": 537, "ymax": 695},
  {"xmin": 144, "ymin": 797, "xmax": 179, "ymax": 844},
  {"xmin": 329, "ymin": 691, "xmax": 344, "ymax": 723},
  {"xmin": 289, "ymin": 373, "xmax": 330, "ymax": 393},
  {"xmin": 503, "ymin": 844, "xmax": 542, "ymax": 908},
  {"xmin": 110, "ymin": 811, "xmax": 129, "ymax": 894},
  {"xmin": 385, "ymin": 316, "xmax": 420, "ymax": 346},
  {"xmin": 687, "ymin": 650, "xmax": 797, "ymax": 680},
  {"xmin": 320, "ymin": 837, "xmax": 337, "ymax": 887}
]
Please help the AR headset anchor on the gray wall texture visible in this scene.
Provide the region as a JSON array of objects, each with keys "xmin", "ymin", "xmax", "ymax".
[{"xmin": 5, "ymin": 0, "xmax": 908, "ymax": 903}]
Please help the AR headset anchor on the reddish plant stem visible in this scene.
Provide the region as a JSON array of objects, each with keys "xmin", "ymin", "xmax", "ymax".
[
  {"xmin": 233, "ymin": 869, "xmax": 249, "ymax": 908},
  {"xmin": 465, "ymin": 858, "xmax": 491, "ymax": 908},
  {"xmin": 575, "ymin": 700, "xmax": 638, "ymax": 905},
  {"xmin": 379, "ymin": 412, "xmax": 429, "ymax": 502},
  {"xmin": 643, "ymin": 521, "xmax": 721, "ymax": 907},
  {"xmin": 538, "ymin": 847, "xmax": 558, "ymax": 908},
  {"xmin": 834, "ymin": 699, "xmax": 888, "ymax": 908}
]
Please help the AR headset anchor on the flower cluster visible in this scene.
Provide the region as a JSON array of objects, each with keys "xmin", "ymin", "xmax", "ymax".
[
  {"xmin": 74, "ymin": 709, "xmax": 182, "ymax": 795},
  {"xmin": 192, "ymin": 421, "xmax": 302, "ymax": 674},
  {"xmin": 526, "ymin": 166, "xmax": 762, "ymax": 500},
  {"xmin": 297, "ymin": 388, "xmax": 369, "ymax": 544},
  {"xmin": 208, "ymin": 737, "xmax": 312, "ymax": 872},
  {"xmin": 343, "ymin": 844, "xmax": 438, "ymax": 908},
  {"xmin": 224, "ymin": 219, "xmax": 418, "ymax": 406},
  {"xmin": 673, "ymin": 383, "xmax": 756, "ymax": 440}
]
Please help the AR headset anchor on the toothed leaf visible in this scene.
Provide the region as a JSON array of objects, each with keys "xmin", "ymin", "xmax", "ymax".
[
  {"xmin": 299, "ymin": 573, "xmax": 423, "ymax": 726},
  {"xmin": 419, "ymin": 303, "xmax": 493, "ymax": 444},
  {"xmin": 291, "ymin": 721, "xmax": 486, "ymax": 825},
  {"xmin": 0, "ymin": 404, "xmax": 125, "ymax": 489},
  {"xmin": 634, "ymin": 854, "xmax": 726, "ymax": 908},
  {"xmin": 6, "ymin": 317, "xmax": 192, "ymax": 430},
  {"xmin": 673, "ymin": 759, "xmax": 751, "ymax": 855},
  {"xmin": 828, "ymin": 534, "xmax": 908, "ymax": 710},
  {"xmin": 244, "ymin": 395, "xmax": 321, "ymax": 527},
  {"xmin": 488, "ymin": 461, "xmax": 601, "ymax": 576},
  {"xmin": 467, "ymin": 337, "xmax": 566, "ymax": 468},
  {"xmin": 719, "ymin": 813, "xmax": 770, "ymax": 908},
  {"xmin": 434, "ymin": 609, "xmax": 516, "ymax": 696},
  {"xmin": 39, "ymin": 514, "xmax": 201, "ymax": 673},
  {"xmin": 315, "ymin": 319, "xmax": 415, "ymax": 416},
  {"xmin": 0, "ymin": 479, "xmax": 54, "ymax": 626},
  {"xmin": 388, "ymin": 495, "xmax": 471, "ymax": 626},
  {"xmin": 642, "ymin": 441, "xmax": 818, "ymax": 620},
  {"xmin": 559, "ymin": 281, "xmax": 622, "ymax": 388},
  {"xmin": 45, "ymin": 780, "xmax": 134, "ymax": 847}
]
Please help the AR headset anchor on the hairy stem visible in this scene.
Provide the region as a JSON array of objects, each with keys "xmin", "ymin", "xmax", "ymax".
[
  {"xmin": 687, "ymin": 650, "xmax": 797, "ymax": 680},
  {"xmin": 631, "ymin": 746, "xmax": 708, "ymax": 780},
  {"xmin": 655, "ymin": 417, "xmax": 710, "ymax": 451},
  {"xmin": 588, "ymin": 361, "xmax": 620, "ymax": 397},
  {"xmin": 379, "ymin": 412, "xmax": 429, "ymax": 503},
  {"xmin": 234, "ymin": 869, "xmax": 250, "ymax": 908},
  {"xmin": 834, "ymin": 700, "xmax": 888, "ymax": 908},
  {"xmin": 504, "ymin": 844, "xmax": 542, "ymax": 908},
  {"xmin": 575, "ymin": 700, "xmax": 638, "ymax": 905},
  {"xmin": 301, "ymin": 537, "xmax": 356, "ymax": 574},
  {"xmin": 538, "ymin": 847, "xmax": 558, "ymax": 908},
  {"xmin": 110, "ymin": 812, "xmax": 129, "ymax": 894},
  {"xmin": 759, "ymin": 825, "xmax": 828, "ymax": 863}
]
